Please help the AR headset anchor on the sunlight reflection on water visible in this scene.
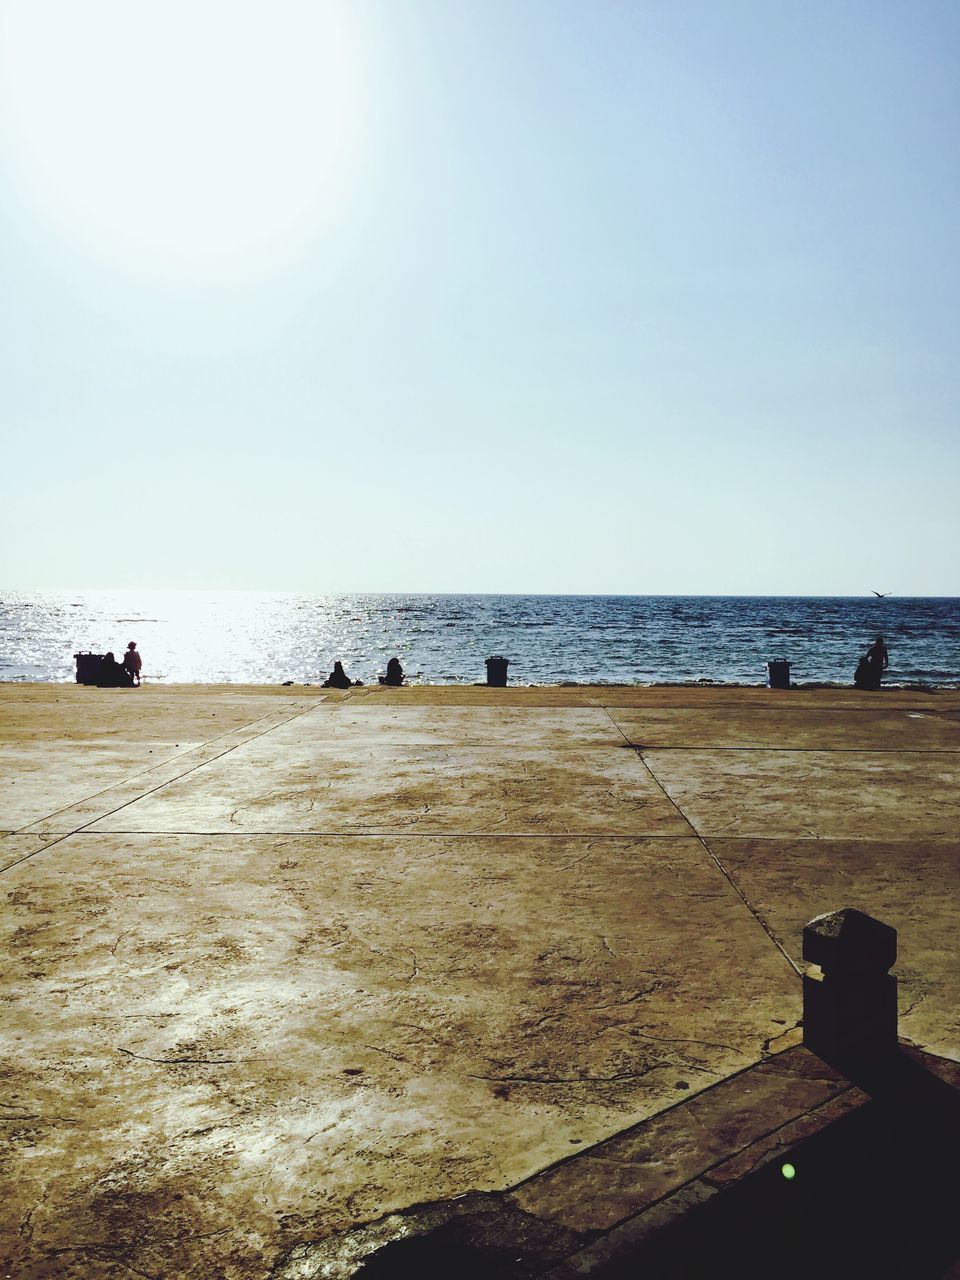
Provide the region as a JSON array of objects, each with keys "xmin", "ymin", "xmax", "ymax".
[{"xmin": 1, "ymin": 591, "xmax": 958, "ymax": 686}]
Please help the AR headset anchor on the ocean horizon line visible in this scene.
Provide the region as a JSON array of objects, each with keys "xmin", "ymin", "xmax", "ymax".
[
  {"xmin": 2, "ymin": 588, "xmax": 958, "ymax": 601},
  {"xmin": 3, "ymin": 592, "xmax": 957, "ymax": 688}
]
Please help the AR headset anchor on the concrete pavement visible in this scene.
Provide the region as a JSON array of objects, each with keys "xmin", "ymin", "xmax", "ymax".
[{"xmin": 2, "ymin": 682, "xmax": 958, "ymax": 1277}]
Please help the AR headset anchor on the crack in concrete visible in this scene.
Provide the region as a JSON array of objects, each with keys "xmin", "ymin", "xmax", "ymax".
[
  {"xmin": 760, "ymin": 1019, "xmax": 803, "ymax": 1056},
  {"xmin": 2, "ymin": 1113, "xmax": 78, "ymax": 1124},
  {"xmin": 594, "ymin": 982, "xmax": 664, "ymax": 1009},
  {"xmin": 19, "ymin": 1191, "xmax": 46, "ymax": 1246},
  {"xmin": 39, "ymin": 1224, "xmax": 234, "ymax": 1279},
  {"xmin": 469, "ymin": 1067, "xmax": 662, "ymax": 1085},
  {"xmin": 297, "ymin": 1124, "xmax": 336, "ymax": 1147},
  {"xmin": 111, "ymin": 1013, "xmax": 177, "ymax": 1020},
  {"xmin": 118, "ymin": 1048, "xmax": 270, "ymax": 1065},
  {"xmin": 362, "ymin": 1043, "xmax": 410, "ymax": 1064},
  {"xmin": 899, "ymin": 989, "xmax": 928, "ymax": 1020},
  {"xmin": 557, "ymin": 850, "xmax": 595, "ymax": 872},
  {"xmin": 628, "ymin": 1027, "xmax": 741, "ymax": 1056},
  {"xmin": 43, "ymin": 1248, "xmax": 161, "ymax": 1280}
]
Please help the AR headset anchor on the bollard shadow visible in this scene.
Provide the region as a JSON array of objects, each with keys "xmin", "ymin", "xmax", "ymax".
[
  {"xmin": 344, "ymin": 1049, "xmax": 960, "ymax": 1279},
  {"xmin": 598, "ymin": 1088, "xmax": 960, "ymax": 1279},
  {"xmin": 823, "ymin": 1043, "xmax": 960, "ymax": 1159}
]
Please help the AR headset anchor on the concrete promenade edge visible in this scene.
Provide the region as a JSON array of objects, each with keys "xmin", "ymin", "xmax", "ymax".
[{"xmin": 2, "ymin": 682, "xmax": 958, "ymax": 1278}]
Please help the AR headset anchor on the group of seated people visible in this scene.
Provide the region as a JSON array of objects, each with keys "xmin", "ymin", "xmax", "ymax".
[
  {"xmin": 321, "ymin": 657, "xmax": 404, "ymax": 689},
  {"xmin": 97, "ymin": 642, "xmax": 142, "ymax": 687}
]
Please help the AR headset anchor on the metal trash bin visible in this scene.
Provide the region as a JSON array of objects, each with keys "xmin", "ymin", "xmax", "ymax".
[
  {"xmin": 74, "ymin": 652, "xmax": 105, "ymax": 685},
  {"xmin": 485, "ymin": 655, "xmax": 509, "ymax": 687},
  {"xmin": 767, "ymin": 659, "xmax": 791, "ymax": 689}
]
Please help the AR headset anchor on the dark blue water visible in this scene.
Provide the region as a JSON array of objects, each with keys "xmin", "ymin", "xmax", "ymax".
[{"xmin": 0, "ymin": 591, "xmax": 957, "ymax": 686}]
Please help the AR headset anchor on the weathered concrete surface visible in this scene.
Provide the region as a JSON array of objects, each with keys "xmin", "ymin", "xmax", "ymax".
[
  {"xmin": 607, "ymin": 704, "xmax": 960, "ymax": 750},
  {"xmin": 2, "ymin": 683, "xmax": 958, "ymax": 1278},
  {"xmin": 0, "ymin": 686, "xmax": 327, "ymax": 831},
  {"xmin": 643, "ymin": 748, "xmax": 960, "ymax": 839},
  {"xmin": 707, "ymin": 837, "xmax": 960, "ymax": 1060}
]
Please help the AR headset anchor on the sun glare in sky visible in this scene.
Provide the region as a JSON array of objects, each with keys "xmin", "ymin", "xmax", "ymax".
[
  {"xmin": 0, "ymin": 0, "xmax": 365, "ymax": 281},
  {"xmin": 1, "ymin": 1, "xmax": 957, "ymax": 593}
]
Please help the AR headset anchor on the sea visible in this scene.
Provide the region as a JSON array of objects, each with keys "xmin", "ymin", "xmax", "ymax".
[{"xmin": 1, "ymin": 591, "xmax": 958, "ymax": 688}]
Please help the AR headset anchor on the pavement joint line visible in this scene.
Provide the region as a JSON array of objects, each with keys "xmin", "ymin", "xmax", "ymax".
[
  {"xmin": 602, "ymin": 701, "xmax": 957, "ymax": 712},
  {"xmin": 0, "ymin": 831, "xmax": 75, "ymax": 875},
  {"xmin": 628, "ymin": 745, "xmax": 960, "ymax": 754},
  {"xmin": 601, "ymin": 701, "xmax": 956, "ymax": 712},
  {"xmin": 0, "ymin": 699, "xmax": 325, "ymax": 876},
  {"xmin": 17, "ymin": 829, "xmax": 959, "ymax": 842},
  {"xmin": 601, "ymin": 708, "xmax": 803, "ymax": 980},
  {"xmin": 38, "ymin": 829, "xmax": 713, "ymax": 839}
]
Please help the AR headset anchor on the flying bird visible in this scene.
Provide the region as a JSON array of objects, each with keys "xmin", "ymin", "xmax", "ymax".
[{"xmin": 871, "ymin": 591, "xmax": 891, "ymax": 598}]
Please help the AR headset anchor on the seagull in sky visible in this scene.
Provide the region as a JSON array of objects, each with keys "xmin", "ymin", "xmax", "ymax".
[{"xmin": 871, "ymin": 591, "xmax": 891, "ymax": 597}]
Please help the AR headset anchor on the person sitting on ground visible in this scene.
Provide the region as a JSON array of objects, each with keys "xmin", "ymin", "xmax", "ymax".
[
  {"xmin": 123, "ymin": 641, "xmax": 142, "ymax": 686},
  {"xmin": 97, "ymin": 651, "xmax": 133, "ymax": 688},
  {"xmin": 866, "ymin": 634, "xmax": 889, "ymax": 690},
  {"xmin": 379, "ymin": 657, "xmax": 404, "ymax": 686},
  {"xmin": 322, "ymin": 660, "xmax": 354, "ymax": 689}
]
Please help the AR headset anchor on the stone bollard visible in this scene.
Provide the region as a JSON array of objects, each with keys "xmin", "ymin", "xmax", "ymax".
[{"xmin": 802, "ymin": 908, "xmax": 899, "ymax": 1068}]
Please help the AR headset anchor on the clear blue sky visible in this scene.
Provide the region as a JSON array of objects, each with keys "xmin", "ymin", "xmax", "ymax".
[{"xmin": 2, "ymin": 0, "xmax": 958, "ymax": 594}]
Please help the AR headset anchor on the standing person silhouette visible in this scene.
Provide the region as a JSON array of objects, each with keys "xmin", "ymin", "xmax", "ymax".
[
  {"xmin": 123, "ymin": 641, "xmax": 142, "ymax": 686},
  {"xmin": 866, "ymin": 634, "xmax": 888, "ymax": 690}
]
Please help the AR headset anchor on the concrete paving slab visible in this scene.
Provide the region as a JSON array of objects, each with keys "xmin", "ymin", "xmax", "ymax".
[
  {"xmin": 643, "ymin": 748, "xmax": 960, "ymax": 840},
  {"xmin": 3, "ymin": 683, "xmax": 957, "ymax": 1278},
  {"xmin": 0, "ymin": 684, "xmax": 316, "ymax": 741},
  {"xmin": 23, "ymin": 703, "xmax": 321, "ymax": 836},
  {"xmin": 83, "ymin": 743, "xmax": 689, "ymax": 836},
  {"xmin": 264, "ymin": 704, "xmax": 624, "ymax": 748},
  {"xmin": 1, "ymin": 832, "xmax": 798, "ymax": 1279},
  {"xmin": 1, "ymin": 688, "xmax": 325, "ymax": 832},
  {"xmin": 0, "ymin": 739, "xmax": 209, "ymax": 830},
  {"xmin": 705, "ymin": 838, "xmax": 960, "ymax": 1061},
  {"xmin": 607, "ymin": 706, "xmax": 960, "ymax": 751}
]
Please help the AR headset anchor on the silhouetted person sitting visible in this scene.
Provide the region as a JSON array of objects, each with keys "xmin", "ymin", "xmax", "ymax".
[
  {"xmin": 379, "ymin": 657, "xmax": 404, "ymax": 686},
  {"xmin": 97, "ymin": 651, "xmax": 133, "ymax": 688},
  {"xmin": 866, "ymin": 634, "xmax": 889, "ymax": 690},
  {"xmin": 322, "ymin": 660, "xmax": 353, "ymax": 689},
  {"xmin": 123, "ymin": 641, "xmax": 142, "ymax": 686}
]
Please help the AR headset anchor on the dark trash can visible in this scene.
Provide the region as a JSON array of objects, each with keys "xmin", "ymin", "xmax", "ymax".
[
  {"xmin": 485, "ymin": 656, "xmax": 509, "ymax": 687},
  {"xmin": 767, "ymin": 659, "xmax": 791, "ymax": 689},
  {"xmin": 75, "ymin": 652, "xmax": 104, "ymax": 685}
]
